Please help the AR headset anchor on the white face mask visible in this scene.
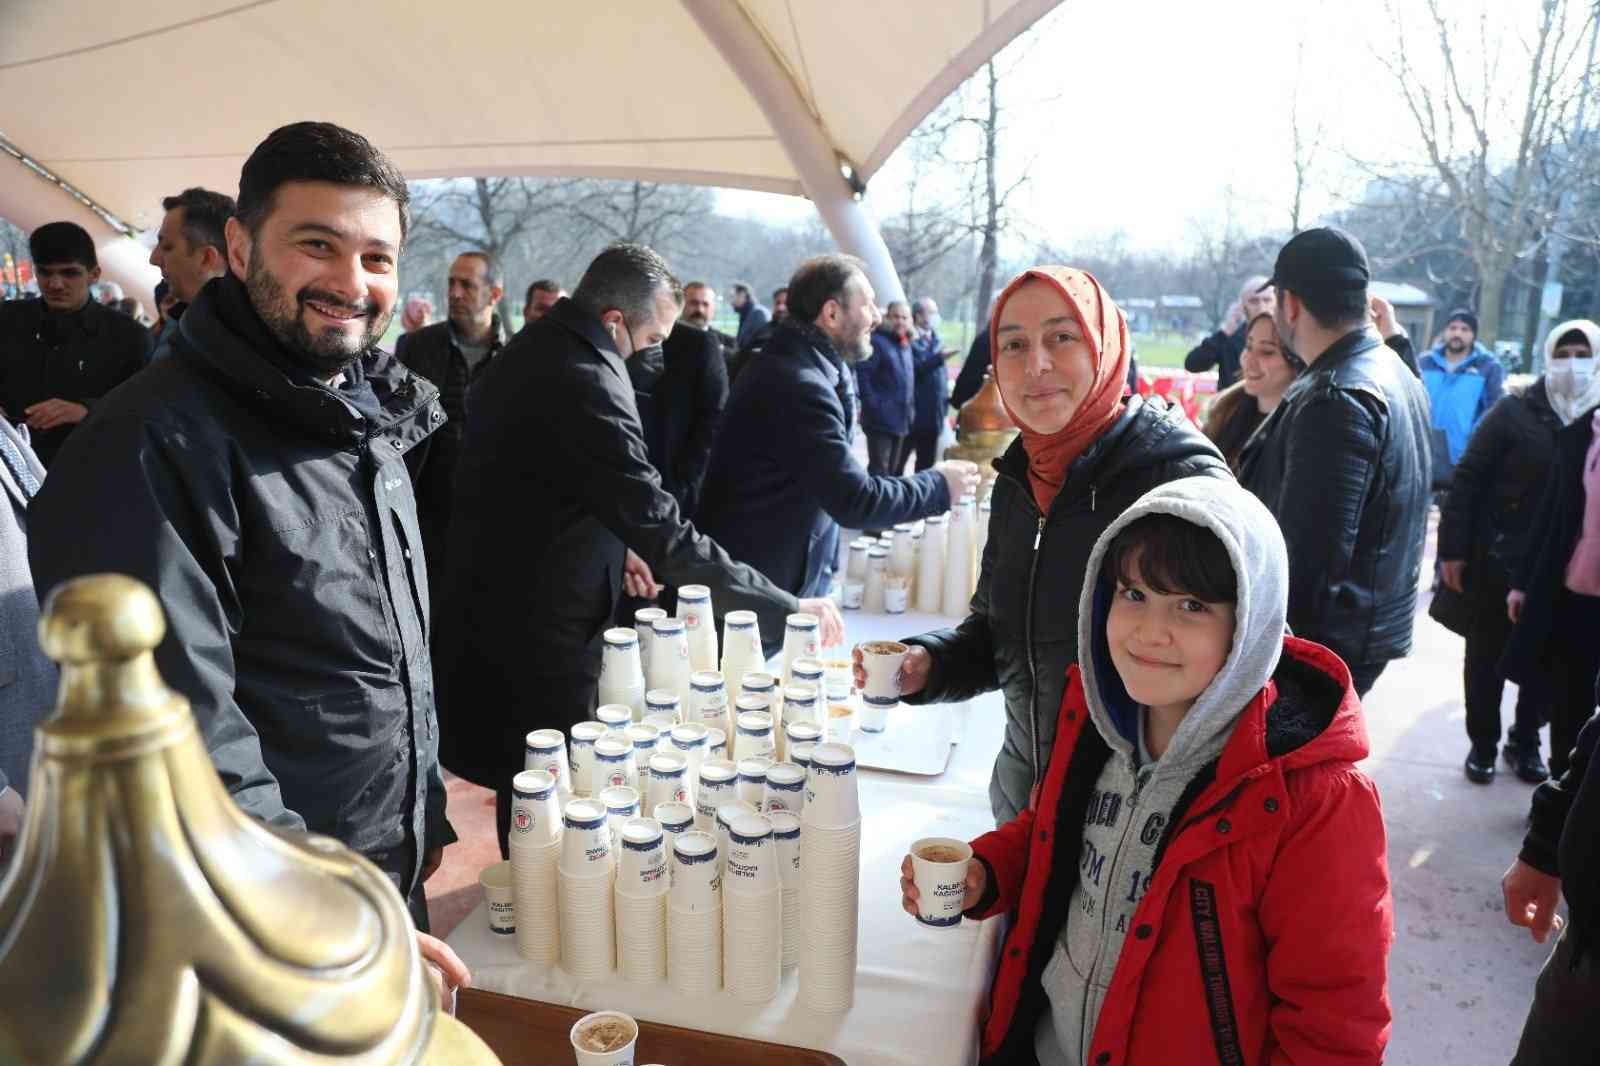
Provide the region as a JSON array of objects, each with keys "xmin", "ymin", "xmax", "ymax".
[{"xmin": 1573, "ymin": 356, "xmax": 1595, "ymax": 387}]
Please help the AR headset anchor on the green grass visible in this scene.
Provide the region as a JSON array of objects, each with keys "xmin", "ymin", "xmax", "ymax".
[{"xmin": 1131, "ymin": 334, "xmax": 1200, "ymax": 369}]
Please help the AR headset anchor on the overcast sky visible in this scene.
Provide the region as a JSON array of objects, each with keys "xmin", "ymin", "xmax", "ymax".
[{"xmin": 720, "ymin": 0, "xmax": 1589, "ymax": 254}]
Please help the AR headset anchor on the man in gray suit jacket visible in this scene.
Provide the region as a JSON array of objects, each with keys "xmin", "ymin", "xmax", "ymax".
[{"xmin": 0, "ymin": 414, "xmax": 54, "ymax": 858}]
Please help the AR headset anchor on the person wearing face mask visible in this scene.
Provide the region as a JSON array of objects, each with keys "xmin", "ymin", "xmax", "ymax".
[
  {"xmin": 856, "ymin": 299, "xmax": 918, "ymax": 481},
  {"xmin": 1202, "ymin": 312, "xmax": 1303, "ymax": 471},
  {"xmin": 1436, "ymin": 322, "xmax": 1599, "ymax": 785},
  {"xmin": 1502, "ymin": 321, "xmax": 1600, "ymax": 782},
  {"xmin": 873, "ymin": 267, "xmax": 1231, "ymax": 823},
  {"xmin": 910, "ymin": 298, "xmax": 950, "ymax": 472},
  {"xmin": 437, "ymin": 244, "xmax": 842, "ymax": 855}
]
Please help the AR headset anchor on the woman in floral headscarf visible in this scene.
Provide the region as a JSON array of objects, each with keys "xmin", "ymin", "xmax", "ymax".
[{"xmin": 894, "ymin": 268, "xmax": 1231, "ymax": 821}]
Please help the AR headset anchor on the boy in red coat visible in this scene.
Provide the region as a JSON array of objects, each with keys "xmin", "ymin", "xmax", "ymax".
[{"xmin": 901, "ymin": 477, "xmax": 1393, "ymax": 1065}]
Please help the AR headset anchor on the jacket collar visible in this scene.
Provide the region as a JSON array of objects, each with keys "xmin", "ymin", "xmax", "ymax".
[
  {"xmin": 176, "ymin": 274, "xmax": 439, "ymax": 448},
  {"xmin": 1303, "ymin": 326, "xmax": 1381, "ymax": 377},
  {"xmin": 543, "ymin": 296, "xmax": 627, "ymax": 373}
]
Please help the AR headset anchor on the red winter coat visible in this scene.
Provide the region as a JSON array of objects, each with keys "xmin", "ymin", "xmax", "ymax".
[{"xmin": 969, "ymin": 637, "xmax": 1392, "ymax": 1066}]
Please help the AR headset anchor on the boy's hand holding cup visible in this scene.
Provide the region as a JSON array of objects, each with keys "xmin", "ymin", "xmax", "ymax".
[{"xmin": 901, "ymin": 838, "xmax": 984, "ymax": 927}]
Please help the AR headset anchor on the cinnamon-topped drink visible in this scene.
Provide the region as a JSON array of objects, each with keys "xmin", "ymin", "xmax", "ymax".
[
  {"xmin": 917, "ymin": 843, "xmax": 966, "ymax": 864},
  {"xmin": 570, "ymin": 1010, "xmax": 639, "ymax": 1065},
  {"xmin": 861, "ymin": 640, "xmax": 907, "ymax": 655}
]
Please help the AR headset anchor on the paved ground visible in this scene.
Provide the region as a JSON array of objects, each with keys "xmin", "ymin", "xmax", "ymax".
[{"xmin": 426, "ymin": 518, "xmax": 1560, "ymax": 1064}]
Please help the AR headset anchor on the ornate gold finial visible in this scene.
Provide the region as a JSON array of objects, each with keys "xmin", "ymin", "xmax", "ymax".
[{"xmin": 0, "ymin": 575, "xmax": 498, "ymax": 1064}]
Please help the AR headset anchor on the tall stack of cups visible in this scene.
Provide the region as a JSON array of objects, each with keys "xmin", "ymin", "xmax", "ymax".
[
  {"xmin": 719, "ymin": 611, "xmax": 764, "ymax": 693},
  {"xmin": 722, "ymin": 812, "xmax": 783, "ymax": 1003},
  {"xmin": 634, "ymin": 607, "xmax": 667, "ymax": 695},
  {"xmin": 676, "ymin": 584, "xmax": 719, "ymax": 673},
  {"xmin": 614, "ymin": 816, "xmax": 669, "ymax": 982},
  {"xmin": 523, "ymin": 729, "xmax": 573, "ymax": 802},
  {"xmin": 917, "ymin": 512, "xmax": 948, "ymax": 613},
  {"xmin": 863, "ymin": 546, "xmax": 889, "ymax": 612},
  {"xmin": 508, "ymin": 769, "xmax": 563, "ymax": 963},
  {"xmin": 790, "ymin": 658, "xmax": 825, "ymax": 701},
  {"xmin": 843, "ymin": 537, "xmax": 872, "ymax": 609},
  {"xmin": 667, "ymin": 831, "xmax": 722, "ymax": 995},
  {"xmin": 688, "ymin": 671, "xmax": 729, "ymax": 736},
  {"xmin": 695, "ymin": 758, "xmax": 739, "ymax": 833},
  {"xmin": 780, "ymin": 613, "xmax": 821, "ymax": 688},
  {"xmin": 559, "ymin": 798, "xmax": 616, "ymax": 977},
  {"xmin": 771, "ymin": 810, "xmax": 803, "ymax": 968},
  {"xmin": 943, "ymin": 496, "xmax": 977, "ymax": 616},
  {"xmin": 650, "ymin": 617, "xmax": 693, "ymax": 713},
  {"xmin": 715, "ymin": 800, "xmax": 758, "ymax": 876},
  {"xmin": 799, "ymin": 743, "xmax": 862, "ymax": 1011},
  {"xmin": 738, "ymin": 671, "xmax": 779, "ymax": 717},
  {"xmin": 779, "ymin": 684, "xmax": 819, "ymax": 760},
  {"xmin": 598, "ymin": 627, "xmax": 648, "ymax": 721},
  {"xmin": 569, "ymin": 720, "xmax": 609, "ymax": 797}
]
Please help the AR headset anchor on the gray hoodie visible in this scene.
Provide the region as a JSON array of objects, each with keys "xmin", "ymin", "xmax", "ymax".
[{"xmin": 1034, "ymin": 477, "xmax": 1289, "ymax": 1066}]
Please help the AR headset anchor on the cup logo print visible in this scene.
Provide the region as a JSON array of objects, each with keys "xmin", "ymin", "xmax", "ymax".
[
  {"xmin": 806, "ymin": 637, "xmax": 819, "ymax": 656},
  {"xmin": 514, "ymin": 810, "xmax": 532, "ymax": 833},
  {"xmin": 674, "ymin": 786, "xmax": 690, "ymax": 803},
  {"xmin": 609, "ymin": 770, "xmax": 626, "ymax": 789}
]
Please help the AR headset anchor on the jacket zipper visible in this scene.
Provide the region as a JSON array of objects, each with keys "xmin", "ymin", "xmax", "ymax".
[{"xmin": 1022, "ymin": 485, "xmax": 1097, "ymax": 785}]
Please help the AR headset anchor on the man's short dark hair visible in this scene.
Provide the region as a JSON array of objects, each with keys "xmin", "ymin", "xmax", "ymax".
[
  {"xmin": 731, "ymin": 281, "xmax": 753, "ymax": 298},
  {"xmin": 525, "ymin": 278, "xmax": 562, "ymax": 305},
  {"xmin": 29, "ymin": 221, "xmax": 97, "ymax": 269},
  {"xmin": 455, "ymin": 250, "xmax": 503, "ymax": 288},
  {"xmin": 1285, "ymin": 285, "xmax": 1368, "ymax": 332},
  {"xmin": 161, "ymin": 186, "xmax": 235, "ymax": 258},
  {"xmin": 773, "ymin": 286, "xmax": 788, "ymax": 302},
  {"xmin": 235, "ymin": 121, "xmax": 410, "ymax": 242},
  {"xmin": 786, "ymin": 254, "xmax": 868, "ymax": 324},
  {"xmin": 684, "ymin": 280, "xmax": 712, "ymax": 294},
  {"xmin": 1105, "ymin": 513, "xmax": 1237, "ymax": 604},
  {"xmin": 571, "ymin": 243, "xmax": 683, "ymax": 329}
]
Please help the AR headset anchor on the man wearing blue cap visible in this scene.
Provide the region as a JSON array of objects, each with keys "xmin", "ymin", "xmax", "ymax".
[{"xmin": 1239, "ymin": 226, "xmax": 1433, "ymax": 695}]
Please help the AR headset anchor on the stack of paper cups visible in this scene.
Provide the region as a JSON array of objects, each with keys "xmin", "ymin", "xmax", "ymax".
[
  {"xmin": 593, "ymin": 735, "xmax": 638, "ymax": 793},
  {"xmin": 509, "ymin": 769, "xmax": 563, "ymax": 963},
  {"xmin": 722, "ymin": 812, "xmax": 783, "ymax": 1004},
  {"xmin": 523, "ymin": 729, "xmax": 573, "ymax": 802},
  {"xmin": 785, "ymin": 720, "xmax": 823, "ymax": 754},
  {"xmin": 667, "ymin": 721, "xmax": 710, "ymax": 781},
  {"xmin": 667, "ymin": 831, "xmax": 722, "ymax": 995},
  {"xmin": 598, "ymin": 627, "xmax": 648, "ymax": 721},
  {"xmin": 719, "ymin": 611, "xmax": 764, "ymax": 692},
  {"xmin": 733, "ymin": 706, "xmax": 776, "ymax": 761},
  {"xmin": 890, "ymin": 523, "xmax": 916, "ymax": 579},
  {"xmin": 644, "ymin": 690, "xmax": 681, "ymax": 728},
  {"xmin": 737, "ymin": 672, "xmax": 779, "ymax": 719},
  {"xmin": 780, "ymin": 613, "xmax": 821, "ymax": 687},
  {"xmin": 653, "ymin": 800, "xmax": 696, "ymax": 883},
  {"xmin": 645, "ymin": 750, "xmax": 694, "ymax": 813},
  {"xmin": 779, "ymin": 685, "xmax": 819, "ymax": 760},
  {"xmin": 842, "ymin": 539, "xmax": 869, "ymax": 609},
  {"xmin": 695, "ymin": 759, "xmax": 739, "ymax": 833},
  {"xmin": 715, "ymin": 800, "xmax": 758, "ymax": 876},
  {"xmin": 943, "ymin": 496, "xmax": 977, "ymax": 616},
  {"xmin": 559, "ymin": 798, "xmax": 616, "ymax": 977},
  {"xmin": 789, "ymin": 741, "xmax": 817, "ymax": 774},
  {"xmin": 917, "ymin": 513, "xmax": 948, "ymax": 613},
  {"xmin": 799, "ymin": 743, "xmax": 862, "ymax": 1012},
  {"xmin": 863, "ymin": 546, "xmax": 889, "ymax": 612},
  {"xmin": 771, "ymin": 810, "xmax": 803, "ymax": 969},
  {"xmin": 614, "ymin": 817, "xmax": 669, "ymax": 982},
  {"xmin": 688, "ymin": 671, "xmax": 729, "ymax": 736},
  {"xmin": 599, "ymin": 785, "xmax": 640, "ymax": 857},
  {"xmin": 569, "ymin": 720, "xmax": 609, "ymax": 798},
  {"xmin": 650, "ymin": 617, "xmax": 693, "ymax": 712},
  {"xmin": 790, "ymin": 658, "xmax": 825, "ymax": 700},
  {"xmin": 736, "ymin": 756, "xmax": 772, "ymax": 808},
  {"xmin": 763, "ymin": 761, "xmax": 806, "ymax": 816},
  {"xmin": 634, "ymin": 607, "xmax": 667, "ymax": 693},
  {"xmin": 676, "ymin": 584, "xmax": 719, "ymax": 673},
  {"xmin": 596, "ymin": 704, "xmax": 632, "ymax": 736},
  {"xmin": 624, "ymin": 722, "xmax": 661, "ymax": 772}
]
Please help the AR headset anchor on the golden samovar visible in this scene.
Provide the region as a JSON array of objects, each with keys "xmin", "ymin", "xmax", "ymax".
[
  {"xmin": 0, "ymin": 574, "xmax": 499, "ymax": 1065},
  {"xmin": 943, "ymin": 367, "xmax": 1019, "ymax": 495}
]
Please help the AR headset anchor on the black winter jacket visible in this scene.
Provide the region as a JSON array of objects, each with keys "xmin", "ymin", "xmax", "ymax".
[
  {"xmin": 1503, "ymin": 408, "xmax": 1598, "ymax": 685},
  {"xmin": 697, "ymin": 319, "xmax": 950, "ymax": 604},
  {"xmin": 902, "ymin": 396, "xmax": 1230, "ymax": 821},
  {"xmin": 0, "ymin": 296, "xmax": 152, "ymax": 466},
  {"xmin": 1521, "ymin": 706, "xmax": 1600, "ymax": 965},
  {"xmin": 1239, "ymin": 328, "xmax": 1432, "ymax": 667},
  {"xmin": 630, "ymin": 320, "xmax": 728, "ymax": 518},
  {"xmin": 27, "ymin": 275, "xmax": 451, "ymax": 892},
  {"xmin": 437, "ymin": 299, "xmax": 798, "ymax": 789},
  {"xmin": 1183, "ymin": 323, "xmax": 1247, "ymax": 389},
  {"xmin": 1437, "ymin": 379, "xmax": 1562, "ymax": 604}
]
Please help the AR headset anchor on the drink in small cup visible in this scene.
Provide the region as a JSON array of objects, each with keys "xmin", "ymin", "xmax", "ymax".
[
  {"xmin": 570, "ymin": 1010, "xmax": 639, "ymax": 1066},
  {"xmin": 479, "ymin": 860, "xmax": 515, "ymax": 934},
  {"xmin": 909, "ymin": 836, "xmax": 974, "ymax": 928},
  {"xmin": 826, "ymin": 702, "xmax": 856, "ymax": 744},
  {"xmin": 858, "ymin": 640, "xmax": 908, "ymax": 709}
]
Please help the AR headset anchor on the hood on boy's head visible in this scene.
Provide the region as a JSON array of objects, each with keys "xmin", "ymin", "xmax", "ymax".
[{"xmin": 1077, "ymin": 477, "xmax": 1289, "ymax": 763}]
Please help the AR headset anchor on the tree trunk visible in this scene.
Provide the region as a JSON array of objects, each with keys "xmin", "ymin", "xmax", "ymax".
[
  {"xmin": 972, "ymin": 61, "xmax": 1001, "ymax": 342},
  {"xmin": 1521, "ymin": 245, "xmax": 1549, "ymax": 372}
]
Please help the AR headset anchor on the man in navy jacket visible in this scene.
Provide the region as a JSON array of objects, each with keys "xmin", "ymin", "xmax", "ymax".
[{"xmin": 698, "ymin": 255, "xmax": 978, "ymax": 605}]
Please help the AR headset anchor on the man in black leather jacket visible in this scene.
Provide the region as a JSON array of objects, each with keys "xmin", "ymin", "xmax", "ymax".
[{"xmin": 1239, "ymin": 228, "xmax": 1432, "ymax": 695}]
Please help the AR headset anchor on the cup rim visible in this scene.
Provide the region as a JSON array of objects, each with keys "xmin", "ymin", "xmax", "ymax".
[
  {"xmin": 603, "ymin": 627, "xmax": 639, "ymax": 646},
  {"xmin": 479, "ymin": 860, "xmax": 512, "ymax": 889},
  {"xmin": 651, "ymin": 617, "xmax": 686, "ymax": 634},
  {"xmin": 911, "ymin": 836, "xmax": 975, "ymax": 868},
  {"xmin": 572, "ymin": 720, "xmax": 610, "ymax": 740},
  {"xmin": 859, "ymin": 640, "xmax": 910, "ymax": 656},
  {"xmin": 635, "ymin": 607, "xmax": 667, "ymax": 622},
  {"xmin": 569, "ymin": 1011, "xmax": 639, "ymax": 1055},
  {"xmin": 512, "ymin": 769, "xmax": 558, "ymax": 798}
]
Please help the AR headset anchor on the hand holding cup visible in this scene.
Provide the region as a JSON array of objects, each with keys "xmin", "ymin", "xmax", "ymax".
[
  {"xmin": 852, "ymin": 643, "xmax": 931, "ymax": 696},
  {"xmin": 900, "ymin": 848, "xmax": 986, "ymax": 921}
]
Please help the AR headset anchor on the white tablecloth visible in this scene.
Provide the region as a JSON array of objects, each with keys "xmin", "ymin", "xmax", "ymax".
[{"xmin": 447, "ymin": 610, "xmax": 1008, "ymax": 1066}]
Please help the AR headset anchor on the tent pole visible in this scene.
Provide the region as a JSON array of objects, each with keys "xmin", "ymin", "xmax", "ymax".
[{"xmin": 681, "ymin": 0, "xmax": 906, "ymax": 304}]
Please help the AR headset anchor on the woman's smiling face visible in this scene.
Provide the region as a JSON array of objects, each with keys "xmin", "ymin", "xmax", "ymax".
[{"xmin": 992, "ymin": 279, "xmax": 1097, "ymax": 434}]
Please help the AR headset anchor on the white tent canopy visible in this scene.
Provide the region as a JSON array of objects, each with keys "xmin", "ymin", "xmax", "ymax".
[{"xmin": 1, "ymin": 0, "xmax": 1060, "ymax": 303}]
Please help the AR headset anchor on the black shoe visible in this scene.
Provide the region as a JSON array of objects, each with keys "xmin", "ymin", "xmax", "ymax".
[
  {"xmin": 1465, "ymin": 745, "xmax": 1496, "ymax": 784},
  {"xmin": 1503, "ymin": 743, "xmax": 1550, "ymax": 784}
]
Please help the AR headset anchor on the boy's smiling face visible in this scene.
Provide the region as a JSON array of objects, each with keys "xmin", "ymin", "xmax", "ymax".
[{"xmin": 1107, "ymin": 548, "xmax": 1237, "ymax": 718}]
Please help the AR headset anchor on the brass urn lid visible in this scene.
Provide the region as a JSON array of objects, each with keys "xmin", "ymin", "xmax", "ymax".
[
  {"xmin": 956, "ymin": 367, "xmax": 1016, "ymax": 434},
  {"xmin": 0, "ymin": 574, "xmax": 498, "ymax": 1064}
]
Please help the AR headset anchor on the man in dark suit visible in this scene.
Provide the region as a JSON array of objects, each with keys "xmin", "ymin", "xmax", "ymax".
[
  {"xmin": 438, "ymin": 243, "xmax": 842, "ymax": 854},
  {"xmin": 630, "ymin": 319, "xmax": 728, "ymax": 518}
]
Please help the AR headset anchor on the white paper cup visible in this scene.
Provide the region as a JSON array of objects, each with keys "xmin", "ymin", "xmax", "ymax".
[
  {"xmin": 825, "ymin": 701, "xmax": 857, "ymax": 744},
  {"xmin": 643, "ymin": 689, "xmax": 681, "ymax": 726},
  {"xmin": 593, "ymin": 735, "xmax": 638, "ymax": 793},
  {"xmin": 771, "ymin": 811, "xmax": 802, "ymax": 888},
  {"xmin": 688, "ymin": 671, "xmax": 728, "ymax": 733},
  {"xmin": 791, "ymin": 657, "xmax": 825, "ymax": 691},
  {"xmin": 716, "ymin": 800, "xmax": 758, "ymax": 875},
  {"xmin": 669, "ymin": 831, "xmax": 722, "ymax": 913},
  {"xmin": 788, "ymin": 741, "xmax": 817, "ymax": 772},
  {"xmin": 480, "ymin": 860, "xmax": 515, "ymax": 934},
  {"xmin": 735, "ymin": 756, "xmax": 773, "ymax": 808},
  {"xmin": 705, "ymin": 726, "xmax": 728, "ymax": 761},
  {"xmin": 884, "ymin": 575, "xmax": 910, "ymax": 614},
  {"xmin": 623, "ymin": 723, "xmax": 661, "ymax": 771},
  {"xmin": 617, "ymin": 817, "xmax": 668, "ymax": 895},
  {"xmin": 569, "ymin": 721, "xmax": 610, "ymax": 797},
  {"xmin": 653, "ymin": 800, "xmax": 695, "ymax": 881},
  {"xmin": 737, "ymin": 672, "xmax": 778, "ymax": 712},
  {"xmin": 523, "ymin": 728, "xmax": 572, "ymax": 798},
  {"xmin": 667, "ymin": 721, "xmax": 710, "ymax": 775},
  {"xmin": 762, "ymin": 762, "xmax": 806, "ymax": 816},
  {"xmin": 596, "ymin": 704, "xmax": 633, "ymax": 734},
  {"xmin": 676, "ymin": 584, "xmax": 719, "ymax": 673},
  {"xmin": 859, "ymin": 640, "xmax": 908, "ymax": 709},
  {"xmin": 723, "ymin": 812, "xmax": 778, "ymax": 893},
  {"xmin": 857, "ymin": 697, "xmax": 890, "ymax": 733},
  {"xmin": 910, "ymin": 837, "xmax": 973, "ymax": 928},
  {"xmin": 803, "ymin": 743, "xmax": 860, "ymax": 827},
  {"xmin": 650, "ymin": 618, "xmax": 692, "ymax": 706},
  {"xmin": 733, "ymin": 709, "xmax": 776, "ymax": 761},
  {"xmin": 599, "ymin": 627, "xmax": 647, "ymax": 718},
  {"xmin": 560, "ymin": 798, "xmax": 614, "ymax": 876},
  {"xmin": 781, "ymin": 613, "xmax": 821, "ymax": 680},
  {"xmin": 510, "ymin": 769, "xmax": 562, "ymax": 848},
  {"xmin": 634, "ymin": 607, "xmax": 667, "ymax": 686},
  {"xmin": 570, "ymin": 1010, "xmax": 638, "ymax": 1066},
  {"xmin": 645, "ymin": 750, "xmax": 693, "ymax": 813},
  {"xmin": 599, "ymin": 785, "xmax": 641, "ymax": 856},
  {"xmin": 781, "ymin": 684, "xmax": 820, "ymax": 730},
  {"xmin": 785, "ymin": 720, "xmax": 823, "ymax": 748},
  {"xmin": 720, "ymin": 611, "xmax": 764, "ymax": 691},
  {"xmin": 842, "ymin": 581, "xmax": 864, "ymax": 609},
  {"xmin": 695, "ymin": 758, "xmax": 739, "ymax": 830}
]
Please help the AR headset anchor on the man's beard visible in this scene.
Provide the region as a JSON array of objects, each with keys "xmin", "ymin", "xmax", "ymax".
[
  {"xmin": 831, "ymin": 323, "xmax": 873, "ymax": 364},
  {"xmin": 245, "ymin": 246, "xmax": 389, "ymax": 377},
  {"xmin": 683, "ymin": 311, "xmax": 710, "ymax": 329},
  {"xmin": 1447, "ymin": 337, "xmax": 1470, "ymax": 353}
]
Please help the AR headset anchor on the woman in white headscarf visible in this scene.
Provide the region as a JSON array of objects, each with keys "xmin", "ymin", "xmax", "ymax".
[{"xmin": 1441, "ymin": 319, "xmax": 1600, "ymax": 786}]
